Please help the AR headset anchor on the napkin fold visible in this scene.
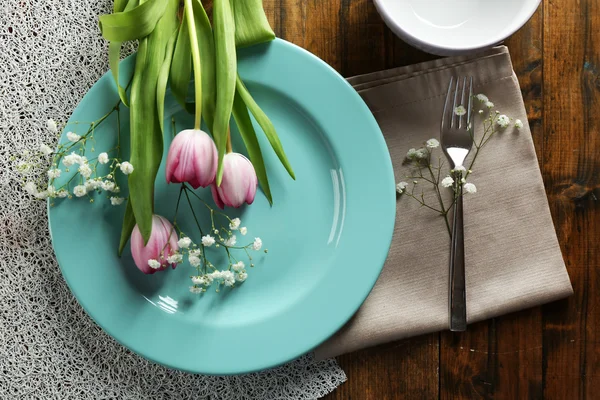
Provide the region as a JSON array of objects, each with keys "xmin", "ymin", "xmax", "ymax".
[{"xmin": 315, "ymin": 46, "xmax": 573, "ymax": 359}]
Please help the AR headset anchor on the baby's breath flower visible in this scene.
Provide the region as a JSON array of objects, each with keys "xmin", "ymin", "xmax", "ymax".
[
  {"xmin": 191, "ymin": 276, "xmax": 204, "ymax": 285},
  {"xmin": 478, "ymin": 109, "xmax": 484, "ymax": 114},
  {"xmin": 235, "ymin": 272, "xmax": 248, "ymax": 282},
  {"xmin": 47, "ymin": 185, "xmax": 56, "ymax": 198},
  {"xmin": 101, "ymin": 180, "xmax": 115, "ymax": 192},
  {"xmin": 253, "ymin": 237, "xmax": 262, "ymax": 251},
  {"xmin": 147, "ymin": 259, "xmax": 161, "ymax": 269},
  {"xmin": 47, "ymin": 168, "xmax": 61, "ymax": 179},
  {"xmin": 202, "ymin": 274, "xmax": 214, "ymax": 285},
  {"xmin": 224, "ymin": 235, "xmax": 237, "ymax": 247},
  {"xmin": 406, "ymin": 148, "xmax": 418, "ymax": 159},
  {"xmin": 415, "ymin": 148, "xmax": 428, "ymax": 159},
  {"xmin": 485, "ymin": 101, "xmax": 494, "ymax": 109},
  {"xmin": 78, "ymin": 163, "xmax": 92, "ymax": 178},
  {"xmin": 189, "ymin": 255, "xmax": 201, "ymax": 267},
  {"xmin": 110, "ymin": 197, "xmax": 124, "ymax": 206},
  {"xmin": 232, "ymin": 261, "xmax": 245, "ymax": 272},
  {"xmin": 454, "ymin": 105, "xmax": 466, "ymax": 116},
  {"xmin": 476, "ymin": 94, "xmax": 488, "ymax": 102},
  {"xmin": 56, "ymin": 189, "xmax": 69, "ymax": 198},
  {"xmin": 98, "ymin": 152, "xmax": 109, "ymax": 164},
  {"xmin": 464, "ymin": 183, "xmax": 477, "ymax": 194},
  {"xmin": 62, "ymin": 152, "xmax": 81, "ymax": 167},
  {"xmin": 441, "ymin": 176, "xmax": 454, "ymax": 188},
  {"xmin": 514, "ymin": 119, "xmax": 523, "ymax": 129},
  {"xmin": 35, "ymin": 190, "xmax": 49, "ymax": 200},
  {"xmin": 460, "ymin": 178, "xmax": 466, "ymax": 184},
  {"xmin": 189, "ymin": 248, "xmax": 201, "ymax": 257},
  {"xmin": 119, "ymin": 161, "xmax": 134, "ymax": 175},
  {"xmin": 222, "ymin": 271, "xmax": 235, "ymax": 287},
  {"xmin": 240, "ymin": 227, "xmax": 247, "ymax": 235},
  {"xmin": 189, "ymin": 286, "xmax": 203, "ymax": 294},
  {"xmin": 497, "ymin": 115, "xmax": 510, "ymax": 128},
  {"xmin": 46, "ymin": 119, "xmax": 58, "ymax": 133},
  {"xmin": 178, "ymin": 237, "xmax": 192, "ymax": 248},
  {"xmin": 85, "ymin": 179, "xmax": 101, "ymax": 191},
  {"xmin": 167, "ymin": 253, "xmax": 183, "ymax": 264},
  {"xmin": 73, "ymin": 185, "xmax": 87, "ymax": 197},
  {"xmin": 209, "ymin": 270, "xmax": 223, "ymax": 281},
  {"xmin": 454, "ymin": 166, "xmax": 466, "ymax": 173},
  {"xmin": 229, "ymin": 218, "xmax": 241, "ymax": 230},
  {"xmin": 24, "ymin": 182, "xmax": 37, "ymax": 195},
  {"xmin": 66, "ymin": 131, "xmax": 81, "ymax": 142},
  {"xmin": 16, "ymin": 161, "xmax": 31, "ymax": 174},
  {"xmin": 201, "ymin": 235, "xmax": 215, "ymax": 247},
  {"xmin": 396, "ymin": 181, "xmax": 409, "ymax": 194},
  {"xmin": 426, "ymin": 138, "xmax": 439, "ymax": 149},
  {"xmin": 40, "ymin": 144, "xmax": 53, "ymax": 155}
]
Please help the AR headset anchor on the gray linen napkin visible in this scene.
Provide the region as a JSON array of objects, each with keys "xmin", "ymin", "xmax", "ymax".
[{"xmin": 315, "ymin": 46, "xmax": 573, "ymax": 359}]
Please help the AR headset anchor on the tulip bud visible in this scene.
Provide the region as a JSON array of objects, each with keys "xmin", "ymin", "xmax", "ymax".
[
  {"xmin": 166, "ymin": 129, "xmax": 218, "ymax": 189},
  {"xmin": 211, "ymin": 152, "xmax": 258, "ymax": 209},
  {"xmin": 131, "ymin": 215, "xmax": 179, "ymax": 274}
]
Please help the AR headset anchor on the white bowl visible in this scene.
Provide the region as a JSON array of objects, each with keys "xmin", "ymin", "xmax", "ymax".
[{"xmin": 373, "ymin": 0, "xmax": 541, "ymax": 56}]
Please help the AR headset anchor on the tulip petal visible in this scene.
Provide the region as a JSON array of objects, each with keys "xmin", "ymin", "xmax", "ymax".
[
  {"xmin": 211, "ymin": 184, "xmax": 225, "ymax": 209},
  {"xmin": 131, "ymin": 215, "xmax": 179, "ymax": 274}
]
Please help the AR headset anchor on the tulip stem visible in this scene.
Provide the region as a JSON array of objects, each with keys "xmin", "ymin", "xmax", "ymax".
[
  {"xmin": 226, "ymin": 126, "xmax": 232, "ymax": 153},
  {"xmin": 185, "ymin": 0, "xmax": 202, "ymax": 130}
]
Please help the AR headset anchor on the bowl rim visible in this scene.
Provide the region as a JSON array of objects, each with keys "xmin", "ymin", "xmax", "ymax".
[{"xmin": 373, "ymin": 0, "xmax": 541, "ymax": 54}]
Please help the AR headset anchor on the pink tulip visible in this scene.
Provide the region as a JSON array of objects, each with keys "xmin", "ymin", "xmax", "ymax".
[
  {"xmin": 131, "ymin": 215, "xmax": 179, "ymax": 274},
  {"xmin": 166, "ymin": 129, "xmax": 218, "ymax": 189},
  {"xmin": 211, "ymin": 152, "xmax": 258, "ymax": 209}
]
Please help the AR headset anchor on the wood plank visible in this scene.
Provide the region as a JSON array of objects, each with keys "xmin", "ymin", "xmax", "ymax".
[
  {"xmin": 328, "ymin": 336, "xmax": 439, "ymax": 400},
  {"xmin": 542, "ymin": 0, "xmax": 600, "ymax": 398},
  {"xmin": 338, "ymin": 0, "xmax": 386, "ymax": 76},
  {"xmin": 440, "ymin": 310, "xmax": 544, "ymax": 399},
  {"xmin": 439, "ymin": 9, "xmax": 545, "ymax": 400}
]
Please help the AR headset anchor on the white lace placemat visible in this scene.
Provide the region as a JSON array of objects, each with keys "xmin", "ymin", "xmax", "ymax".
[{"xmin": 0, "ymin": 0, "xmax": 346, "ymax": 398}]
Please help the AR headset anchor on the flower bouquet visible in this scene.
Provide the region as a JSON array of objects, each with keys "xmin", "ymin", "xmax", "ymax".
[{"xmin": 14, "ymin": 0, "xmax": 294, "ymax": 294}]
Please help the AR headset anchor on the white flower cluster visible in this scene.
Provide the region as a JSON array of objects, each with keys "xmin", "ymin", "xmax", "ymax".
[
  {"xmin": 454, "ymin": 105, "xmax": 467, "ymax": 116},
  {"xmin": 16, "ymin": 117, "xmax": 133, "ymax": 206},
  {"xmin": 165, "ymin": 217, "xmax": 264, "ymax": 295},
  {"xmin": 396, "ymin": 181, "xmax": 408, "ymax": 194}
]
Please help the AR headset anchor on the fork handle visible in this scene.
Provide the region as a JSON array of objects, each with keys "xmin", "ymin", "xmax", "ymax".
[{"xmin": 449, "ymin": 178, "xmax": 467, "ymax": 331}]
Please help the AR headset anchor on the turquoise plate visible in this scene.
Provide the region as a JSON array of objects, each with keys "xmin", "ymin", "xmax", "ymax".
[{"xmin": 49, "ymin": 39, "xmax": 395, "ymax": 375}]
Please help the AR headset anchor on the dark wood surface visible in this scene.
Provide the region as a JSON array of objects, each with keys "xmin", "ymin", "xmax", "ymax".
[{"xmin": 261, "ymin": 0, "xmax": 600, "ymax": 398}]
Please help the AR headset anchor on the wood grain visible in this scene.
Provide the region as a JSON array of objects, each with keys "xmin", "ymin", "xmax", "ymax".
[
  {"xmin": 542, "ymin": 0, "xmax": 600, "ymax": 399},
  {"xmin": 262, "ymin": 0, "xmax": 600, "ymax": 398}
]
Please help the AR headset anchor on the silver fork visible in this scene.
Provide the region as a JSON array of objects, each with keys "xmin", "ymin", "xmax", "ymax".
[{"xmin": 440, "ymin": 76, "xmax": 473, "ymax": 332}]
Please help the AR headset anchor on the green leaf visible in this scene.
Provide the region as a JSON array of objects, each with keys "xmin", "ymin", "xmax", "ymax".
[
  {"xmin": 236, "ymin": 75, "xmax": 295, "ymax": 179},
  {"xmin": 232, "ymin": 89, "xmax": 272, "ymax": 204},
  {"xmin": 127, "ymin": 0, "xmax": 179, "ymax": 243},
  {"xmin": 231, "ymin": 0, "xmax": 275, "ymax": 48},
  {"xmin": 108, "ymin": 42, "xmax": 130, "ymax": 107},
  {"xmin": 157, "ymin": 30, "xmax": 178, "ymax": 132},
  {"xmin": 213, "ymin": 0, "xmax": 237, "ymax": 185},
  {"xmin": 118, "ymin": 199, "xmax": 136, "ymax": 255},
  {"xmin": 169, "ymin": 12, "xmax": 194, "ymax": 113},
  {"xmin": 99, "ymin": 0, "xmax": 170, "ymax": 42},
  {"xmin": 114, "ymin": 0, "xmax": 129, "ymax": 13},
  {"xmin": 192, "ymin": 0, "xmax": 216, "ymax": 131},
  {"xmin": 106, "ymin": 0, "xmax": 139, "ymax": 107}
]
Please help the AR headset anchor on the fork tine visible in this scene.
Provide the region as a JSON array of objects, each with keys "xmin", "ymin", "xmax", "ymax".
[
  {"xmin": 441, "ymin": 77, "xmax": 454, "ymax": 131},
  {"xmin": 467, "ymin": 76, "xmax": 473, "ymax": 129},
  {"xmin": 451, "ymin": 78, "xmax": 460, "ymax": 129},
  {"xmin": 459, "ymin": 77, "xmax": 466, "ymax": 129}
]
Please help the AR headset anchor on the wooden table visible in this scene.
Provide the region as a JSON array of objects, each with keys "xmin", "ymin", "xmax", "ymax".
[{"xmin": 261, "ymin": 1, "xmax": 600, "ymax": 398}]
